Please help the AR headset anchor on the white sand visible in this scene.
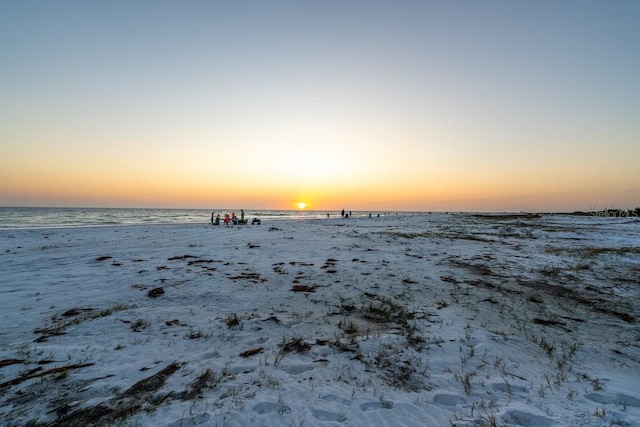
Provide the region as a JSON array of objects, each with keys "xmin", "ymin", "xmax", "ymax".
[{"xmin": 1, "ymin": 214, "xmax": 639, "ymax": 426}]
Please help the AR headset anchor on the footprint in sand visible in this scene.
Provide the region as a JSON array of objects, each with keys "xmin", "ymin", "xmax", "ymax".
[
  {"xmin": 168, "ymin": 412, "xmax": 211, "ymax": 427},
  {"xmin": 360, "ymin": 401, "xmax": 394, "ymax": 411},
  {"xmin": 311, "ymin": 409, "xmax": 348, "ymax": 423},
  {"xmin": 502, "ymin": 410, "xmax": 555, "ymax": 426},
  {"xmin": 585, "ymin": 392, "xmax": 640, "ymax": 407},
  {"xmin": 319, "ymin": 393, "xmax": 352, "ymax": 406},
  {"xmin": 433, "ymin": 394, "xmax": 468, "ymax": 407},
  {"xmin": 253, "ymin": 402, "xmax": 292, "ymax": 414}
]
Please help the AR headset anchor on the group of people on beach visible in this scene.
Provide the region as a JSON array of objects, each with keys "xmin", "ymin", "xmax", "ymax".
[
  {"xmin": 211, "ymin": 209, "xmax": 384, "ymax": 225},
  {"xmin": 330, "ymin": 210, "xmax": 381, "ymax": 219},
  {"xmin": 211, "ymin": 209, "xmax": 245, "ymax": 226}
]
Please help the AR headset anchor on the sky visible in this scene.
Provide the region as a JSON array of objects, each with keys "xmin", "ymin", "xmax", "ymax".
[{"xmin": 1, "ymin": 0, "xmax": 639, "ymax": 212}]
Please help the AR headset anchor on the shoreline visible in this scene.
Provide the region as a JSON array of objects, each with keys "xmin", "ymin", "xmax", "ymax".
[{"xmin": 2, "ymin": 209, "xmax": 638, "ymax": 232}]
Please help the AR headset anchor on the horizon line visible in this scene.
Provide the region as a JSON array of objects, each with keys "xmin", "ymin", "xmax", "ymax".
[{"xmin": 2, "ymin": 205, "xmax": 638, "ymax": 215}]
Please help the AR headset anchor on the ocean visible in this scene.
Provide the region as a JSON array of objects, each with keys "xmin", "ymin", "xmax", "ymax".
[{"xmin": 0, "ymin": 207, "xmax": 392, "ymax": 229}]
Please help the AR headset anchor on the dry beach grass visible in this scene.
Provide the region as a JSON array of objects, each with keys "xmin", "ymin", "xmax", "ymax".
[{"xmin": 0, "ymin": 214, "xmax": 639, "ymax": 426}]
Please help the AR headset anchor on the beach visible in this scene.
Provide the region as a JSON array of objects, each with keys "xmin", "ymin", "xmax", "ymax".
[{"xmin": 1, "ymin": 214, "xmax": 639, "ymax": 426}]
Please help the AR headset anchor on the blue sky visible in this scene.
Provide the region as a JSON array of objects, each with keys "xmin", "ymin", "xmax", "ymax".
[{"xmin": 1, "ymin": 1, "xmax": 639, "ymax": 211}]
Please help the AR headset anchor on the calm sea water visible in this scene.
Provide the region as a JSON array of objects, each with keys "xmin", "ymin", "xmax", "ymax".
[{"xmin": 0, "ymin": 207, "xmax": 385, "ymax": 229}]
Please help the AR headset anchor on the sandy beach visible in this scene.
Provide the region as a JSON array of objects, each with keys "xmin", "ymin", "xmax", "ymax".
[{"xmin": 1, "ymin": 214, "xmax": 639, "ymax": 426}]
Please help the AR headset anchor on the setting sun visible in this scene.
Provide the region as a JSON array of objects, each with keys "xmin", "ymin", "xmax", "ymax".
[{"xmin": 297, "ymin": 202, "xmax": 307, "ymax": 210}]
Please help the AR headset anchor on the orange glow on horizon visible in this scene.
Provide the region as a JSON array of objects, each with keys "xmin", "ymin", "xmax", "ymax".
[{"xmin": 1, "ymin": 155, "xmax": 637, "ymax": 212}]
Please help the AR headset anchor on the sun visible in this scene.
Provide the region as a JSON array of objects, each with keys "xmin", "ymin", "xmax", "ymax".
[{"xmin": 296, "ymin": 202, "xmax": 307, "ymax": 210}]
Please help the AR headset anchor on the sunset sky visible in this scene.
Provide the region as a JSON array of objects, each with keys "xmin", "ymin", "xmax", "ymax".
[{"xmin": 1, "ymin": 1, "xmax": 638, "ymax": 212}]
